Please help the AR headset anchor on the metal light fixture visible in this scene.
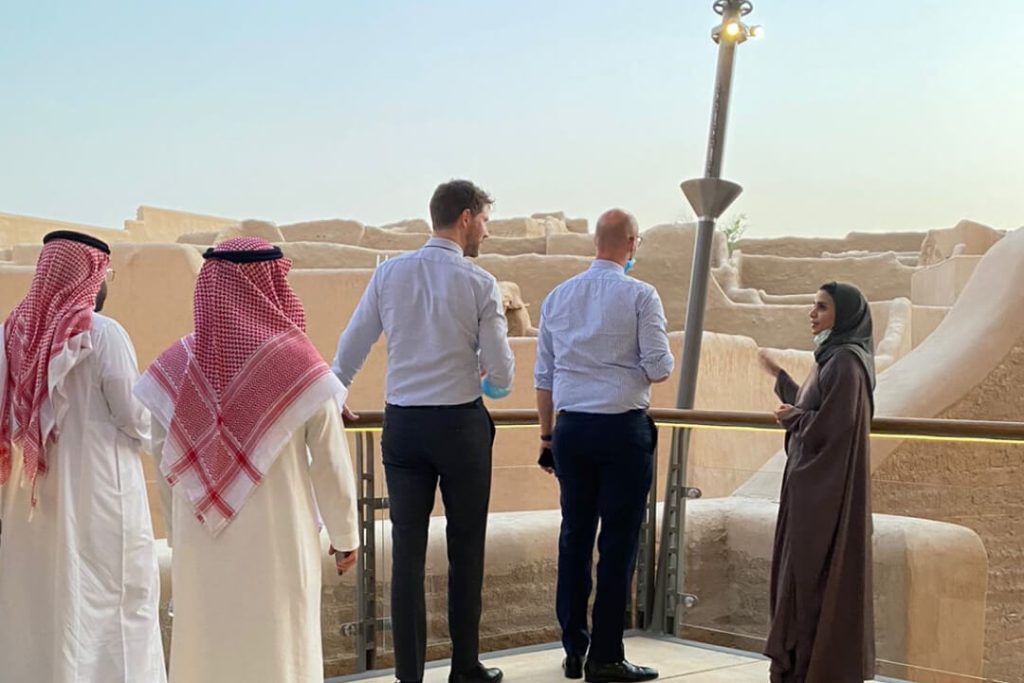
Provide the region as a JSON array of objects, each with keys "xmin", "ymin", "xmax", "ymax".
[{"xmin": 710, "ymin": 1, "xmax": 763, "ymax": 45}]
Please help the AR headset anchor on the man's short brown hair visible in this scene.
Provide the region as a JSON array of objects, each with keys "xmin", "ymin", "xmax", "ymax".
[{"xmin": 429, "ymin": 180, "xmax": 494, "ymax": 230}]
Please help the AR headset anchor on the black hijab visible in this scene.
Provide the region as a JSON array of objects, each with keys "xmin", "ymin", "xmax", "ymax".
[{"xmin": 815, "ymin": 282, "xmax": 876, "ymax": 393}]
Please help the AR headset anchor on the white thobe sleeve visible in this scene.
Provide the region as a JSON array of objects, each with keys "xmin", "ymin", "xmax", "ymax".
[
  {"xmin": 149, "ymin": 420, "xmax": 175, "ymax": 548},
  {"xmin": 306, "ymin": 400, "xmax": 360, "ymax": 553},
  {"xmin": 98, "ymin": 321, "xmax": 151, "ymax": 445}
]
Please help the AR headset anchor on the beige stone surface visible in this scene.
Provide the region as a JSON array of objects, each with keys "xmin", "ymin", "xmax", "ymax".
[
  {"xmin": 0, "ymin": 211, "xmax": 128, "ymax": 248},
  {"xmin": 4, "ymin": 244, "xmax": 206, "ymax": 371},
  {"xmin": 175, "ymin": 230, "xmax": 220, "ymax": 245},
  {"xmin": 911, "ymin": 256, "xmax": 982, "ymax": 307},
  {"xmin": 874, "ymin": 339, "xmax": 1024, "ymax": 683},
  {"xmin": 0, "ymin": 234, "xmax": 921, "ymax": 529},
  {"xmin": 475, "ymin": 254, "xmax": 591, "ymax": 320},
  {"xmin": 153, "ymin": 500, "xmax": 988, "ymax": 680},
  {"xmin": 124, "ymin": 206, "xmax": 238, "ymax": 242},
  {"xmin": 911, "ymin": 305, "xmax": 950, "ymax": 348},
  {"xmin": 287, "ymin": 269, "xmax": 376, "ymax": 363},
  {"xmin": 487, "ymin": 217, "xmax": 544, "ymax": 238},
  {"xmin": 480, "ymin": 236, "xmax": 547, "ymax": 256},
  {"xmin": 565, "ymin": 218, "xmax": 588, "ymax": 234},
  {"xmin": 380, "ymin": 218, "xmax": 430, "ymax": 233},
  {"xmin": 498, "ymin": 281, "xmax": 536, "ymax": 337},
  {"xmin": 3, "ymin": 221, "xmax": 993, "ymax": 531},
  {"xmin": 703, "ymin": 275, "xmax": 908, "ymax": 352},
  {"xmin": 275, "ymin": 242, "xmax": 401, "ymax": 269},
  {"xmin": 535, "ymin": 215, "xmax": 568, "ymax": 236},
  {"xmin": 4, "ymin": 218, "xmax": 915, "ymax": 359},
  {"xmin": 111, "ymin": 244, "xmax": 205, "ymax": 367},
  {"xmin": 683, "ymin": 499, "xmax": 988, "ymax": 683},
  {"xmin": 736, "ymin": 230, "xmax": 927, "ymax": 258},
  {"xmin": 214, "ymin": 219, "xmax": 285, "ymax": 243},
  {"xmin": 0, "ymin": 265, "xmax": 35, "ymax": 317},
  {"xmin": 487, "ymin": 216, "xmax": 568, "ymax": 238},
  {"xmin": 736, "ymin": 251, "xmax": 916, "ymax": 299},
  {"xmin": 628, "ymin": 223, "xmax": 726, "ymax": 330},
  {"xmin": 545, "ymin": 232, "xmax": 595, "ymax": 256},
  {"xmin": 754, "ymin": 292, "xmax": 817, "ymax": 304},
  {"xmin": 736, "ymin": 227, "xmax": 1024, "ymax": 499},
  {"xmin": 0, "ymin": 265, "xmax": 790, "ymax": 525},
  {"xmin": 359, "ymin": 225, "xmax": 430, "ymax": 251},
  {"xmin": 345, "ymin": 332, "xmax": 815, "ymax": 516},
  {"xmin": 6, "ymin": 205, "xmax": 1018, "ymax": 679},
  {"xmin": 710, "ymin": 261, "xmax": 763, "ymax": 305},
  {"xmin": 10, "ymin": 244, "xmax": 44, "ymax": 265},
  {"xmin": 726, "ymin": 228, "xmax": 1024, "ymax": 679},
  {"xmin": 919, "ymin": 219, "xmax": 1004, "ymax": 266},
  {"xmin": 280, "ymin": 219, "xmax": 366, "ymax": 244}
]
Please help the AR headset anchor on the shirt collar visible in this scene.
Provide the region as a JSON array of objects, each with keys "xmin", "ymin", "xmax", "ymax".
[
  {"xmin": 590, "ymin": 258, "xmax": 625, "ymax": 272},
  {"xmin": 425, "ymin": 236, "xmax": 464, "ymax": 256}
]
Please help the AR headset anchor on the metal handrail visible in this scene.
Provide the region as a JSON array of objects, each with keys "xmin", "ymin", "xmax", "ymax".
[
  {"xmin": 345, "ymin": 408, "xmax": 1024, "ymax": 444},
  {"xmin": 344, "ymin": 405, "xmax": 1024, "ymax": 673}
]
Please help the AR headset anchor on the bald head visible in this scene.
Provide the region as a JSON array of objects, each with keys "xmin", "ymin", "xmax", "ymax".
[{"xmin": 594, "ymin": 208, "xmax": 639, "ymax": 264}]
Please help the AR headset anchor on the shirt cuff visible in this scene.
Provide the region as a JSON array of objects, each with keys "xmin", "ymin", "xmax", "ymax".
[
  {"xmin": 642, "ymin": 363, "xmax": 673, "ymax": 381},
  {"xmin": 329, "ymin": 531, "xmax": 361, "ymax": 554}
]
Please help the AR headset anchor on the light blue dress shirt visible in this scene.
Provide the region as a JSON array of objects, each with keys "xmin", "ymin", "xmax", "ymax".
[
  {"xmin": 534, "ymin": 259, "xmax": 674, "ymax": 414},
  {"xmin": 333, "ymin": 237, "xmax": 515, "ymax": 407}
]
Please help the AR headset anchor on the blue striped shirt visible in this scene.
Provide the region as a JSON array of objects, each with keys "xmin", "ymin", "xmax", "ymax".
[
  {"xmin": 534, "ymin": 259, "xmax": 674, "ymax": 413},
  {"xmin": 333, "ymin": 237, "xmax": 515, "ymax": 406}
]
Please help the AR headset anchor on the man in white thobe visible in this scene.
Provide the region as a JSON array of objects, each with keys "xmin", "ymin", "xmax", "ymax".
[
  {"xmin": 0, "ymin": 230, "xmax": 166, "ymax": 683},
  {"xmin": 135, "ymin": 237, "xmax": 360, "ymax": 683}
]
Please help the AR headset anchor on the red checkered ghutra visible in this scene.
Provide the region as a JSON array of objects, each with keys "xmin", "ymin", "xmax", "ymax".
[
  {"xmin": 0, "ymin": 239, "xmax": 108, "ymax": 497},
  {"xmin": 137, "ymin": 237, "xmax": 343, "ymax": 536}
]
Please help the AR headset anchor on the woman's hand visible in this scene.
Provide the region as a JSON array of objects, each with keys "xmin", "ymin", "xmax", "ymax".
[
  {"xmin": 757, "ymin": 349, "xmax": 782, "ymax": 378},
  {"xmin": 774, "ymin": 404, "xmax": 798, "ymax": 424}
]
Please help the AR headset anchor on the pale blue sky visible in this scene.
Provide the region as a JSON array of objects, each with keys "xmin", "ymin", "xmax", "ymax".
[{"xmin": 1, "ymin": 1, "xmax": 1022, "ymax": 237}]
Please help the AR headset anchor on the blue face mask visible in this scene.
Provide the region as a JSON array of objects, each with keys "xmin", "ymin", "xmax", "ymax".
[{"xmin": 623, "ymin": 257, "xmax": 636, "ymax": 274}]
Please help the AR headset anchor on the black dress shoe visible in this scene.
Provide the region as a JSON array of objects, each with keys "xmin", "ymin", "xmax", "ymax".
[
  {"xmin": 448, "ymin": 663, "xmax": 504, "ymax": 683},
  {"xmin": 563, "ymin": 653, "xmax": 584, "ymax": 679},
  {"xmin": 584, "ymin": 659, "xmax": 658, "ymax": 683}
]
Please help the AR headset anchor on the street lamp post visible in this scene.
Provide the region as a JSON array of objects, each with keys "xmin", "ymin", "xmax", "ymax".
[{"xmin": 650, "ymin": 0, "xmax": 760, "ymax": 636}]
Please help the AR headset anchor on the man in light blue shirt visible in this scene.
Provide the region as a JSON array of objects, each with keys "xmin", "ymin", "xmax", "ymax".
[
  {"xmin": 535, "ymin": 209, "xmax": 673, "ymax": 683},
  {"xmin": 333, "ymin": 180, "xmax": 514, "ymax": 683}
]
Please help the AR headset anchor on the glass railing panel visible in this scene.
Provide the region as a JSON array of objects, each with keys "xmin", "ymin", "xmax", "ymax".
[{"xmin": 679, "ymin": 436, "xmax": 1024, "ymax": 683}]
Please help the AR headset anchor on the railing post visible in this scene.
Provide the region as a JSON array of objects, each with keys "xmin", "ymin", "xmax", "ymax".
[{"xmin": 353, "ymin": 431, "xmax": 378, "ymax": 672}]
